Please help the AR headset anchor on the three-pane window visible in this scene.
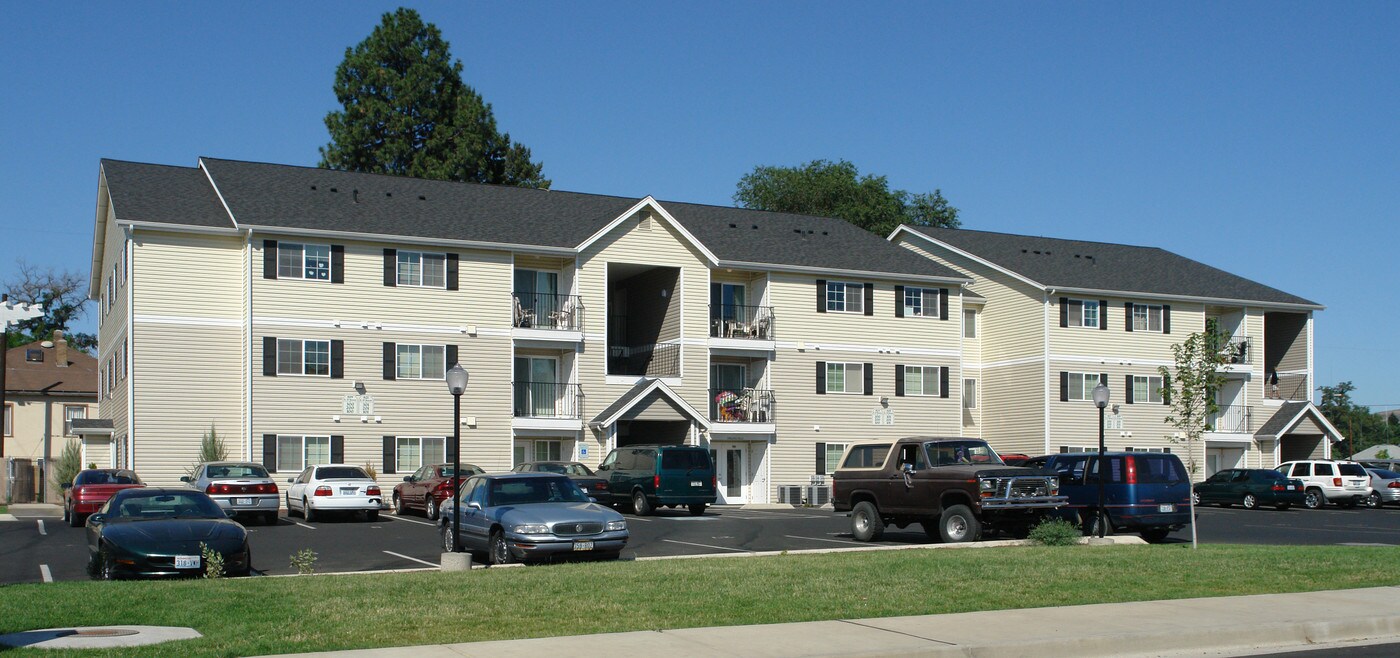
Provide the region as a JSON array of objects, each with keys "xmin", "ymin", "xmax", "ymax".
[
  {"xmin": 64, "ymin": 405, "xmax": 87, "ymax": 436},
  {"xmin": 397, "ymin": 344, "xmax": 446, "ymax": 379},
  {"xmin": 278, "ymin": 435, "xmax": 330, "ymax": 473},
  {"xmin": 397, "ymin": 251, "xmax": 446, "ymax": 288},
  {"xmin": 1065, "ymin": 299, "xmax": 1100, "ymax": 328},
  {"xmin": 1066, "ymin": 372, "xmax": 1102, "ymax": 401},
  {"xmin": 903, "ymin": 287, "xmax": 939, "ymax": 317},
  {"xmin": 1133, "ymin": 304, "xmax": 1164, "ymax": 332},
  {"xmin": 1133, "ymin": 375, "xmax": 1164, "ymax": 404},
  {"xmin": 397, "ymin": 437, "xmax": 445, "ymax": 473},
  {"xmin": 826, "ymin": 281, "xmax": 864, "ymax": 313},
  {"xmin": 903, "ymin": 366, "xmax": 941, "ymax": 396},
  {"xmin": 277, "ymin": 243, "xmax": 331, "ymax": 280},
  {"xmin": 826, "ymin": 362, "xmax": 864, "ymax": 394},
  {"xmin": 277, "ymin": 339, "xmax": 331, "ymax": 376}
]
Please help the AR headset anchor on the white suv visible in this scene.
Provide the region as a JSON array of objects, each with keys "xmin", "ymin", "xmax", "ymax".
[{"xmin": 1276, "ymin": 460, "xmax": 1373, "ymax": 509}]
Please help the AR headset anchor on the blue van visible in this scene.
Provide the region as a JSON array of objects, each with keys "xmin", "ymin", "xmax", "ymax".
[{"xmin": 1021, "ymin": 452, "xmax": 1191, "ymax": 543}]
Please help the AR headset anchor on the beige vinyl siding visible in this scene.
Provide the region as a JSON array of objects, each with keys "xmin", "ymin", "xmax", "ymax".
[
  {"xmin": 81, "ymin": 437, "xmax": 112, "ymax": 470},
  {"xmin": 977, "ymin": 362, "xmax": 1044, "ymax": 455},
  {"xmin": 1050, "ymin": 297, "xmax": 1206, "ymax": 362},
  {"xmin": 97, "ymin": 206, "xmax": 130, "ymax": 452}
]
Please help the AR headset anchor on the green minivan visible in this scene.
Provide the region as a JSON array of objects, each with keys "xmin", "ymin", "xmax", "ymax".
[{"xmin": 595, "ymin": 444, "xmax": 716, "ymax": 516}]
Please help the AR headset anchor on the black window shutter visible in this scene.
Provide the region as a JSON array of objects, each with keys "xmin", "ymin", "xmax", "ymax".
[
  {"xmin": 1125, "ymin": 375, "xmax": 1135, "ymax": 404},
  {"xmin": 383, "ymin": 249, "xmax": 397, "ymax": 287},
  {"xmin": 446, "ymin": 253, "xmax": 458, "ymax": 290},
  {"xmin": 382, "ymin": 436, "xmax": 396, "ymax": 475},
  {"xmin": 1125, "ymin": 302, "xmax": 1134, "ymax": 331},
  {"xmin": 815, "ymin": 443, "xmax": 827, "ymax": 475},
  {"xmin": 446, "ymin": 344, "xmax": 458, "ymax": 369},
  {"xmin": 815, "ymin": 362, "xmax": 826, "ymax": 394},
  {"xmin": 895, "ymin": 365, "xmax": 905, "ymax": 397},
  {"xmin": 863, "ymin": 362, "xmax": 874, "ymax": 395},
  {"xmin": 331, "ymin": 436, "xmax": 344, "ymax": 464},
  {"xmin": 1060, "ymin": 297, "xmax": 1069, "ymax": 327},
  {"xmin": 330, "ymin": 340, "xmax": 344, "ymax": 379},
  {"xmin": 1100, "ymin": 372, "xmax": 1109, "ymax": 386},
  {"xmin": 383, "ymin": 342, "xmax": 397, "ymax": 380},
  {"xmin": 1162, "ymin": 305, "xmax": 1172, "ymax": 334},
  {"xmin": 445, "ymin": 437, "xmax": 457, "ymax": 463},
  {"xmin": 816, "ymin": 280, "xmax": 827, "ymax": 313},
  {"xmin": 940, "ymin": 366, "xmax": 949, "ymax": 398},
  {"xmin": 1059, "ymin": 371, "xmax": 1069, "ymax": 402},
  {"xmin": 263, "ymin": 240, "xmax": 278, "ymax": 279},
  {"xmin": 1162, "ymin": 374, "xmax": 1172, "ymax": 405},
  {"xmin": 939, "ymin": 288, "xmax": 949, "ymax": 320},
  {"xmin": 262, "ymin": 434, "xmax": 278, "ymax": 471},
  {"xmin": 894, "ymin": 285, "xmax": 904, "ymax": 317},
  {"xmin": 711, "ymin": 283, "xmax": 722, "ymax": 322},
  {"xmin": 262, "ymin": 337, "xmax": 277, "ymax": 376},
  {"xmin": 863, "ymin": 283, "xmax": 874, "ymax": 316},
  {"xmin": 331, "ymin": 245, "xmax": 345, "ymax": 284},
  {"xmin": 1100, "ymin": 301, "xmax": 1110, "ymax": 330}
]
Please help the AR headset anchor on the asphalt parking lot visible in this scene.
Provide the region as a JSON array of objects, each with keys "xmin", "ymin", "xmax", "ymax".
[{"xmin": 3, "ymin": 503, "xmax": 1399, "ymax": 584}]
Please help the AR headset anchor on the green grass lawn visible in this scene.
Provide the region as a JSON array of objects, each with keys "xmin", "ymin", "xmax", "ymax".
[{"xmin": 2, "ymin": 544, "xmax": 1397, "ymax": 657}]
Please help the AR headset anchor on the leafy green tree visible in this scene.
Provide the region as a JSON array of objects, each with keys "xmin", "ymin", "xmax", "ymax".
[
  {"xmin": 198, "ymin": 424, "xmax": 228, "ymax": 463},
  {"xmin": 1159, "ymin": 324, "xmax": 1231, "ymax": 476},
  {"xmin": 319, "ymin": 8, "xmax": 549, "ymax": 188},
  {"xmin": 51, "ymin": 439, "xmax": 83, "ymax": 490},
  {"xmin": 3, "ymin": 262, "xmax": 95, "ymax": 351},
  {"xmin": 1318, "ymin": 382, "xmax": 1397, "ymax": 456},
  {"xmin": 734, "ymin": 159, "xmax": 960, "ymax": 236}
]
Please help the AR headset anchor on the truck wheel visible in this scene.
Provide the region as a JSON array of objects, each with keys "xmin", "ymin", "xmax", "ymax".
[
  {"xmin": 632, "ymin": 490, "xmax": 653, "ymax": 516},
  {"xmin": 938, "ymin": 505, "xmax": 980, "ymax": 543},
  {"xmin": 851, "ymin": 501, "xmax": 883, "ymax": 542}
]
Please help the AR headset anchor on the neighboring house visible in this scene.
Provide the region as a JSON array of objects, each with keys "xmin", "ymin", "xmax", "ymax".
[
  {"xmin": 1, "ymin": 331, "xmax": 99, "ymax": 503},
  {"xmin": 1351, "ymin": 444, "xmax": 1399, "ymax": 461},
  {"xmin": 88, "ymin": 157, "xmax": 972, "ymax": 503},
  {"xmin": 890, "ymin": 226, "xmax": 1337, "ymax": 480}
]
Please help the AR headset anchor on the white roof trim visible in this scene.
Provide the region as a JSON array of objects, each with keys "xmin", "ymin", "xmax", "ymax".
[
  {"xmin": 891, "ymin": 226, "xmax": 1045, "ymax": 290},
  {"xmin": 591, "ymin": 378, "xmax": 712, "ymax": 430},
  {"xmin": 717, "ymin": 260, "xmax": 970, "ymax": 285},
  {"xmin": 1258, "ymin": 403, "xmax": 1346, "ymax": 442},
  {"xmin": 1051, "ymin": 286, "xmax": 1325, "ymax": 312},
  {"xmin": 197, "ymin": 157, "xmax": 241, "ymax": 230},
  {"xmin": 574, "ymin": 197, "xmax": 720, "ymax": 265},
  {"xmin": 88, "ymin": 165, "xmax": 111, "ymax": 300}
]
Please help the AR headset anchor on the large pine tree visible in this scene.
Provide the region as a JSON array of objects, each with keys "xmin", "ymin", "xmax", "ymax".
[{"xmin": 319, "ymin": 8, "xmax": 549, "ymax": 188}]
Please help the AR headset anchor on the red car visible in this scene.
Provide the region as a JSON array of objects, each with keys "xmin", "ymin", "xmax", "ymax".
[
  {"xmin": 392, "ymin": 463, "xmax": 484, "ymax": 520},
  {"xmin": 64, "ymin": 469, "xmax": 146, "ymax": 527}
]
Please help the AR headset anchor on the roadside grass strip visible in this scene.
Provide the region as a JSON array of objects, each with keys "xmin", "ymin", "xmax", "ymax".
[{"xmin": 2, "ymin": 544, "xmax": 1398, "ymax": 658}]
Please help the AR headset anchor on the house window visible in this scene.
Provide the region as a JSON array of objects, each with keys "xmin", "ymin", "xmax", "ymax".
[
  {"xmin": 902, "ymin": 286, "xmax": 940, "ymax": 317},
  {"xmin": 1133, "ymin": 304, "xmax": 1164, "ymax": 332},
  {"xmin": 277, "ymin": 339, "xmax": 331, "ymax": 376},
  {"xmin": 397, "ymin": 251, "xmax": 446, "ymax": 288},
  {"xmin": 963, "ymin": 379, "xmax": 977, "ymax": 409},
  {"xmin": 1064, "ymin": 299, "xmax": 1100, "ymax": 328},
  {"xmin": 534, "ymin": 440, "xmax": 563, "ymax": 462},
  {"xmin": 3, "ymin": 403, "xmax": 11, "ymax": 436},
  {"xmin": 823, "ymin": 443, "xmax": 848, "ymax": 474},
  {"xmin": 277, "ymin": 243, "xmax": 331, "ymax": 280},
  {"xmin": 397, "ymin": 437, "xmax": 446, "ymax": 473},
  {"xmin": 903, "ymin": 366, "xmax": 941, "ymax": 396},
  {"xmin": 64, "ymin": 405, "xmax": 87, "ymax": 437},
  {"xmin": 277, "ymin": 435, "xmax": 330, "ymax": 473},
  {"xmin": 106, "ymin": 274, "xmax": 115, "ymax": 315},
  {"xmin": 397, "ymin": 344, "xmax": 446, "ymax": 380},
  {"xmin": 826, "ymin": 362, "xmax": 864, "ymax": 394},
  {"xmin": 826, "ymin": 281, "xmax": 864, "ymax": 313},
  {"xmin": 1066, "ymin": 372, "xmax": 1101, "ymax": 401},
  {"xmin": 1058, "ymin": 446, "xmax": 1094, "ymax": 453},
  {"xmin": 1133, "ymin": 375, "xmax": 1165, "ymax": 404},
  {"xmin": 964, "ymin": 310, "xmax": 977, "ymax": 338}
]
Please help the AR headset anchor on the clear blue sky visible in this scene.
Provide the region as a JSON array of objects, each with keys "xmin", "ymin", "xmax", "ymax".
[{"xmin": 2, "ymin": 2, "xmax": 1396, "ymax": 410}]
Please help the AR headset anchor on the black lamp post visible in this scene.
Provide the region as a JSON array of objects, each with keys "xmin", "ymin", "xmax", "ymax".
[
  {"xmin": 445, "ymin": 364, "xmax": 469, "ymax": 552},
  {"xmin": 1092, "ymin": 383, "xmax": 1110, "ymax": 538}
]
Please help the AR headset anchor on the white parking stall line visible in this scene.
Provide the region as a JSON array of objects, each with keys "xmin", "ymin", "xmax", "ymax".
[
  {"xmin": 37, "ymin": 520, "xmax": 47, "ymax": 536},
  {"xmin": 622, "ymin": 516, "xmax": 653, "ymax": 522},
  {"xmin": 384, "ymin": 515, "xmax": 437, "ymax": 527},
  {"xmin": 384, "ymin": 551, "xmax": 441, "ymax": 568},
  {"xmin": 292, "ymin": 520, "xmax": 316, "ymax": 530},
  {"xmin": 661, "ymin": 539, "xmax": 750, "ymax": 553},
  {"xmin": 785, "ymin": 534, "xmax": 865, "ymax": 546},
  {"xmin": 39, "ymin": 565, "xmax": 53, "ymax": 583}
]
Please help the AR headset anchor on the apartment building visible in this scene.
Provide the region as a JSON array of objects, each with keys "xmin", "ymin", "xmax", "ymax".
[
  {"xmin": 892, "ymin": 226, "xmax": 1339, "ymax": 479},
  {"xmin": 88, "ymin": 157, "xmax": 973, "ymax": 504},
  {"xmin": 1, "ymin": 332, "xmax": 98, "ymax": 503}
]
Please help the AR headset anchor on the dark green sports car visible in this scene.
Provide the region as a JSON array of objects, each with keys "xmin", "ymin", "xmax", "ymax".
[{"xmin": 86, "ymin": 488, "xmax": 251, "ymax": 579}]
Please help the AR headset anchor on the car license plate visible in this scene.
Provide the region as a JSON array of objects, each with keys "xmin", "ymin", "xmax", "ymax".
[
  {"xmin": 1287, "ymin": 485, "xmax": 1296, "ymax": 490},
  {"xmin": 690, "ymin": 481, "xmax": 703, "ymax": 487},
  {"xmin": 1158, "ymin": 504, "xmax": 1175, "ymax": 513},
  {"xmin": 234, "ymin": 497, "xmax": 253, "ymax": 506},
  {"xmin": 175, "ymin": 555, "xmax": 200, "ymax": 569},
  {"xmin": 340, "ymin": 488, "xmax": 357, "ymax": 495},
  {"xmin": 573, "ymin": 540, "xmax": 594, "ymax": 551}
]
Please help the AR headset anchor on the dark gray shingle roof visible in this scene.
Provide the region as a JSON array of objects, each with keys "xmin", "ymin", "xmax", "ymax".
[
  {"xmin": 1255, "ymin": 402, "xmax": 1312, "ymax": 438},
  {"xmin": 904, "ymin": 226, "xmax": 1318, "ymax": 307},
  {"xmin": 102, "ymin": 160, "xmax": 232, "ymax": 228}
]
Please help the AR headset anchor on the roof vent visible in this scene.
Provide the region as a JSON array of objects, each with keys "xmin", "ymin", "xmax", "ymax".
[
  {"xmin": 418, "ymin": 195, "xmax": 426, "ymax": 201},
  {"xmin": 385, "ymin": 192, "xmax": 392, "ymax": 198},
  {"xmin": 310, "ymin": 185, "xmax": 317, "ymax": 191},
  {"xmin": 352, "ymin": 189, "xmax": 360, "ymax": 203},
  {"xmin": 821, "ymin": 231, "xmax": 828, "ymax": 236},
  {"xmin": 26, "ymin": 349, "xmax": 43, "ymax": 362},
  {"xmin": 793, "ymin": 229, "xmax": 802, "ymax": 234},
  {"xmin": 330, "ymin": 187, "xmax": 338, "ymax": 193},
  {"xmin": 1021, "ymin": 249, "xmax": 1028, "ymax": 253},
  {"xmin": 751, "ymin": 225, "xmax": 758, "ymax": 229},
  {"xmin": 729, "ymin": 223, "xmax": 737, "ymax": 228}
]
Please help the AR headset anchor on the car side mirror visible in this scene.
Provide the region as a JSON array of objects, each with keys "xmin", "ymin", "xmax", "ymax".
[
  {"xmin": 60, "ymin": 482, "xmax": 72, "ymax": 489},
  {"xmin": 180, "ymin": 476, "xmax": 192, "ymax": 483},
  {"xmin": 466, "ymin": 501, "xmax": 482, "ymax": 510},
  {"xmin": 287, "ymin": 478, "xmax": 295, "ymax": 483},
  {"xmin": 88, "ymin": 514, "xmax": 105, "ymax": 525},
  {"xmin": 597, "ymin": 464, "xmax": 609, "ymax": 471},
  {"xmin": 403, "ymin": 475, "xmax": 412, "ymax": 482},
  {"xmin": 901, "ymin": 463, "xmax": 916, "ymax": 474}
]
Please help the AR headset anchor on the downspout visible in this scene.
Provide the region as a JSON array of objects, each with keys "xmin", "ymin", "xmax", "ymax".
[
  {"xmin": 245, "ymin": 228, "xmax": 253, "ymax": 461},
  {"xmin": 125, "ymin": 226, "xmax": 135, "ymax": 470},
  {"xmin": 42, "ymin": 401, "xmax": 52, "ymax": 502},
  {"xmin": 1043, "ymin": 289, "xmax": 1054, "ymax": 455}
]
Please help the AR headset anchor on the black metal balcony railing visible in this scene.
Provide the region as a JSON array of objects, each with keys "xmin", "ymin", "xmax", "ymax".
[
  {"xmin": 1209, "ymin": 404, "xmax": 1252, "ymax": 433},
  {"xmin": 607, "ymin": 342, "xmax": 680, "ymax": 378},
  {"xmin": 1269, "ymin": 373, "xmax": 1310, "ymax": 402},
  {"xmin": 1218, "ymin": 335, "xmax": 1254, "ymax": 365},
  {"xmin": 709, "ymin": 388, "xmax": 774, "ymax": 423},
  {"xmin": 513, "ymin": 293, "xmax": 582, "ymax": 331},
  {"xmin": 709, "ymin": 305, "xmax": 774, "ymax": 340},
  {"xmin": 512, "ymin": 382, "xmax": 582, "ymax": 419}
]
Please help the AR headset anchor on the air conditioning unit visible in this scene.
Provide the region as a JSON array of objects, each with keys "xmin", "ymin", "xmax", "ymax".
[
  {"xmin": 806, "ymin": 485, "xmax": 831, "ymax": 507},
  {"xmin": 778, "ymin": 485, "xmax": 804, "ymax": 505}
]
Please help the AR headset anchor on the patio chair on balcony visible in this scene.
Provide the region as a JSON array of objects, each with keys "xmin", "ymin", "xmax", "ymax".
[
  {"xmin": 548, "ymin": 297, "xmax": 576, "ymax": 330},
  {"xmin": 514, "ymin": 298, "xmax": 535, "ymax": 328},
  {"xmin": 753, "ymin": 315, "xmax": 771, "ymax": 339},
  {"xmin": 752, "ymin": 389, "xmax": 773, "ymax": 422}
]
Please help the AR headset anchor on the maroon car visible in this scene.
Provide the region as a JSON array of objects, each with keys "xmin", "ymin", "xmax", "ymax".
[
  {"xmin": 64, "ymin": 469, "xmax": 146, "ymax": 527},
  {"xmin": 393, "ymin": 463, "xmax": 484, "ymax": 520},
  {"xmin": 511, "ymin": 461, "xmax": 610, "ymax": 498}
]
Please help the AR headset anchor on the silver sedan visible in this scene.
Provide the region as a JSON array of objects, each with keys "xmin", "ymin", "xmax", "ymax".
[
  {"xmin": 182, "ymin": 461, "xmax": 280, "ymax": 525},
  {"xmin": 440, "ymin": 473, "xmax": 628, "ymax": 565},
  {"xmin": 1365, "ymin": 468, "xmax": 1400, "ymax": 508}
]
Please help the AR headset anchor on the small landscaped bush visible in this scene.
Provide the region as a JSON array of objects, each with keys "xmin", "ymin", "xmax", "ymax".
[{"xmin": 1028, "ymin": 518, "xmax": 1081, "ymax": 546}]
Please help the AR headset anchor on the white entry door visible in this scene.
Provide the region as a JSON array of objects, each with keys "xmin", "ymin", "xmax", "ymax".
[{"xmin": 711, "ymin": 442, "xmax": 749, "ymax": 504}]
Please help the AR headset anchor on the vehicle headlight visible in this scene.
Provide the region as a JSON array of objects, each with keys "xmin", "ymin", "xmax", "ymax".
[
  {"xmin": 1047, "ymin": 477, "xmax": 1060, "ymax": 495},
  {"xmin": 605, "ymin": 520, "xmax": 627, "ymax": 532},
  {"xmin": 511, "ymin": 524, "xmax": 550, "ymax": 535},
  {"xmin": 979, "ymin": 478, "xmax": 997, "ymax": 492}
]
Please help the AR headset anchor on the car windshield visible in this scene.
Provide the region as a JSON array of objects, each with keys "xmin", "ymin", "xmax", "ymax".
[
  {"xmin": 75, "ymin": 470, "xmax": 142, "ymax": 485},
  {"xmin": 1338, "ymin": 464, "xmax": 1368, "ymax": 477},
  {"xmin": 1370, "ymin": 469, "xmax": 1399, "ymax": 479},
  {"xmin": 925, "ymin": 440, "xmax": 1005, "ymax": 466},
  {"xmin": 207, "ymin": 464, "xmax": 269, "ymax": 479},
  {"xmin": 487, "ymin": 477, "xmax": 588, "ymax": 506},
  {"xmin": 661, "ymin": 450, "xmax": 710, "ymax": 470},
  {"xmin": 535, "ymin": 463, "xmax": 595, "ymax": 476},
  {"xmin": 109, "ymin": 492, "xmax": 224, "ymax": 520},
  {"xmin": 317, "ymin": 466, "xmax": 370, "ymax": 480}
]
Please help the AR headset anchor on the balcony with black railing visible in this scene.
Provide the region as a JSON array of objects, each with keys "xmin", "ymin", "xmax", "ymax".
[
  {"xmin": 1209, "ymin": 404, "xmax": 1253, "ymax": 433},
  {"xmin": 708, "ymin": 305, "xmax": 774, "ymax": 340},
  {"xmin": 709, "ymin": 388, "xmax": 774, "ymax": 423},
  {"xmin": 512, "ymin": 293, "xmax": 582, "ymax": 331},
  {"xmin": 1219, "ymin": 335, "xmax": 1254, "ymax": 365},
  {"xmin": 512, "ymin": 382, "xmax": 583, "ymax": 419},
  {"xmin": 607, "ymin": 342, "xmax": 680, "ymax": 378}
]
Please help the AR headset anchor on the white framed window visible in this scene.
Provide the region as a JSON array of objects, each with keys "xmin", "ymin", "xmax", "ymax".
[
  {"xmin": 1124, "ymin": 446, "xmax": 1172, "ymax": 453},
  {"xmin": 1058, "ymin": 446, "xmax": 1094, "ymax": 453},
  {"xmin": 106, "ymin": 274, "xmax": 114, "ymax": 315},
  {"xmin": 963, "ymin": 379, "xmax": 977, "ymax": 409},
  {"xmin": 397, "ymin": 344, "xmax": 446, "ymax": 379},
  {"xmin": 964, "ymin": 309, "xmax": 977, "ymax": 338},
  {"xmin": 277, "ymin": 243, "xmax": 331, "ymax": 280},
  {"xmin": 902, "ymin": 286, "xmax": 940, "ymax": 318},
  {"xmin": 277, "ymin": 339, "xmax": 331, "ymax": 376},
  {"xmin": 826, "ymin": 362, "xmax": 864, "ymax": 394},
  {"xmin": 397, "ymin": 437, "xmax": 446, "ymax": 473},
  {"xmin": 1133, "ymin": 304, "xmax": 1163, "ymax": 332},
  {"xmin": 1133, "ymin": 375, "xmax": 1165, "ymax": 404},
  {"xmin": 823, "ymin": 442, "xmax": 848, "ymax": 474},
  {"xmin": 397, "ymin": 251, "xmax": 446, "ymax": 288},
  {"xmin": 826, "ymin": 281, "xmax": 864, "ymax": 313},
  {"xmin": 534, "ymin": 440, "xmax": 563, "ymax": 462},
  {"xmin": 1066, "ymin": 372, "xmax": 1101, "ymax": 401},
  {"xmin": 277, "ymin": 435, "xmax": 330, "ymax": 473},
  {"xmin": 903, "ymin": 365, "xmax": 941, "ymax": 396},
  {"xmin": 1064, "ymin": 299, "xmax": 1100, "ymax": 328},
  {"xmin": 107, "ymin": 356, "xmax": 116, "ymax": 397},
  {"xmin": 3, "ymin": 403, "xmax": 12, "ymax": 436},
  {"xmin": 64, "ymin": 405, "xmax": 87, "ymax": 437}
]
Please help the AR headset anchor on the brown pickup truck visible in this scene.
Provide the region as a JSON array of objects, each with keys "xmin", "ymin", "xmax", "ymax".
[{"xmin": 831, "ymin": 437, "xmax": 1066, "ymax": 543}]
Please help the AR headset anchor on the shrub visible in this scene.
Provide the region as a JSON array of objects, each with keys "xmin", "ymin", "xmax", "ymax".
[
  {"xmin": 1028, "ymin": 518, "xmax": 1081, "ymax": 546},
  {"xmin": 290, "ymin": 548, "xmax": 318, "ymax": 575},
  {"xmin": 200, "ymin": 542, "xmax": 225, "ymax": 579},
  {"xmin": 51, "ymin": 440, "xmax": 83, "ymax": 491}
]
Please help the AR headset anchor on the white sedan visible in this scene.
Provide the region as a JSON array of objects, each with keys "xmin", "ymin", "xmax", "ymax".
[{"xmin": 285, "ymin": 464, "xmax": 383, "ymax": 522}]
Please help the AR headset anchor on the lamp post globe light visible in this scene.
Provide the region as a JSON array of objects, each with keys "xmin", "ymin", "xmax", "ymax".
[
  {"xmin": 1091, "ymin": 383, "xmax": 1110, "ymax": 538},
  {"xmin": 445, "ymin": 364, "xmax": 469, "ymax": 553}
]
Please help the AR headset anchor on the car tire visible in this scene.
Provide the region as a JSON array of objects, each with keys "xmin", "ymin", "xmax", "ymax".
[
  {"xmin": 235, "ymin": 545, "xmax": 253, "ymax": 577},
  {"xmin": 68, "ymin": 506, "xmax": 83, "ymax": 528},
  {"xmin": 366, "ymin": 510, "xmax": 379, "ymax": 522},
  {"xmin": 851, "ymin": 501, "xmax": 883, "ymax": 542},
  {"xmin": 393, "ymin": 494, "xmax": 405, "ymax": 515},
  {"xmin": 490, "ymin": 531, "xmax": 514, "ymax": 566},
  {"xmin": 287, "ymin": 493, "xmax": 297, "ymax": 517},
  {"xmin": 265, "ymin": 511, "xmax": 279, "ymax": 526},
  {"xmin": 303, "ymin": 498, "xmax": 316, "ymax": 522},
  {"xmin": 1084, "ymin": 511, "xmax": 1114, "ymax": 537},
  {"xmin": 632, "ymin": 490, "xmax": 653, "ymax": 516},
  {"xmin": 100, "ymin": 546, "xmax": 118, "ymax": 581},
  {"xmin": 441, "ymin": 524, "xmax": 459, "ymax": 552},
  {"xmin": 426, "ymin": 496, "xmax": 439, "ymax": 521},
  {"xmin": 86, "ymin": 550, "xmax": 101, "ymax": 578},
  {"xmin": 1276, "ymin": 503, "xmax": 1291, "ymax": 511},
  {"xmin": 1242, "ymin": 493, "xmax": 1259, "ymax": 510},
  {"xmin": 63, "ymin": 504, "xmax": 70, "ymax": 524},
  {"xmin": 687, "ymin": 504, "xmax": 706, "ymax": 516},
  {"xmin": 1304, "ymin": 489, "xmax": 1324, "ymax": 509},
  {"xmin": 1140, "ymin": 527, "xmax": 1171, "ymax": 543},
  {"xmin": 1191, "ymin": 491, "xmax": 1202, "ymax": 506},
  {"xmin": 938, "ymin": 504, "xmax": 981, "ymax": 543},
  {"xmin": 1365, "ymin": 492, "xmax": 1382, "ymax": 509}
]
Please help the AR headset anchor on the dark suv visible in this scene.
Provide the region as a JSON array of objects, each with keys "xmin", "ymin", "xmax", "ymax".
[
  {"xmin": 595, "ymin": 444, "xmax": 716, "ymax": 516},
  {"xmin": 1021, "ymin": 452, "xmax": 1191, "ymax": 543}
]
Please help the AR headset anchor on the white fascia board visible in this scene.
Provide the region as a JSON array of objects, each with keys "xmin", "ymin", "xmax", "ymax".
[
  {"xmin": 1049, "ymin": 285, "xmax": 1326, "ymax": 312},
  {"xmin": 891, "ymin": 226, "xmax": 1044, "ymax": 290},
  {"xmin": 89, "ymin": 166, "xmax": 111, "ymax": 300},
  {"xmin": 717, "ymin": 260, "xmax": 970, "ymax": 286},
  {"xmin": 232, "ymin": 224, "xmax": 576, "ymax": 256},
  {"xmin": 198, "ymin": 157, "xmax": 241, "ymax": 229},
  {"xmin": 575, "ymin": 197, "xmax": 720, "ymax": 265},
  {"xmin": 1279, "ymin": 403, "xmax": 1347, "ymax": 443},
  {"xmin": 116, "ymin": 220, "xmax": 243, "ymax": 236},
  {"xmin": 594, "ymin": 379, "xmax": 712, "ymax": 431}
]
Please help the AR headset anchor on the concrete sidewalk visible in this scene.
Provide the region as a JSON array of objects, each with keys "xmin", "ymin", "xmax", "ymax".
[{"xmin": 257, "ymin": 586, "xmax": 1400, "ymax": 658}]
